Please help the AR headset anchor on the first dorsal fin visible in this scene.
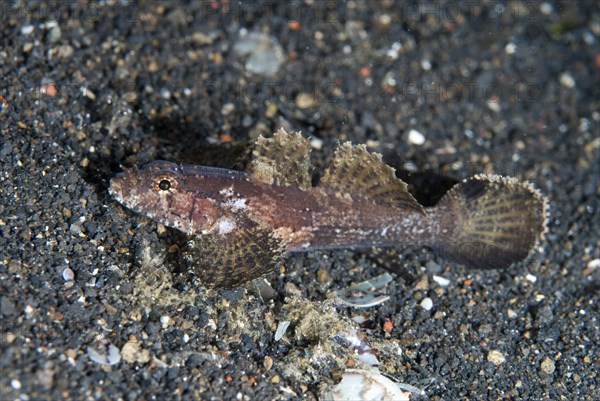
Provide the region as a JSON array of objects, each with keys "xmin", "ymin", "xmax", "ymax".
[
  {"xmin": 250, "ymin": 128, "xmax": 313, "ymax": 189},
  {"xmin": 319, "ymin": 142, "xmax": 426, "ymax": 215}
]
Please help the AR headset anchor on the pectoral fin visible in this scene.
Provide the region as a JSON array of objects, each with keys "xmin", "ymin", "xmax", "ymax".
[
  {"xmin": 319, "ymin": 142, "xmax": 426, "ymax": 215},
  {"xmin": 184, "ymin": 222, "xmax": 287, "ymax": 288},
  {"xmin": 250, "ymin": 128, "xmax": 313, "ymax": 189}
]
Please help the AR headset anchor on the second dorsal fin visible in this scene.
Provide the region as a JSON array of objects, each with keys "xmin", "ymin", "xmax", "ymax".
[
  {"xmin": 319, "ymin": 142, "xmax": 426, "ymax": 215},
  {"xmin": 250, "ymin": 128, "xmax": 313, "ymax": 189}
]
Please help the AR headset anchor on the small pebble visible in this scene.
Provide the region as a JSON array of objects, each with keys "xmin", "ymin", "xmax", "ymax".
[
  {"xmin": 425, "ymin": 259, "xmax": 442, "ymax": 274},
  {"xmin": 81, "ymin": 86, "xmax": 96, "ymax": 100},
  {"xmin": 526, "ymin": 274, "xmax": 537, "ymax": 283},
  {"xmin": 263, "ymin": 356, "xmax": 273, "ymax": 370},
  {"xmin": 414, "ymin": 275, "xmax": 429, "ymax": 291},
  {"xmin": 386, "ymin": 42, "xmax": 402, "ymax": 59},
  {"xmin": 486, "ymin": 98, "xmax": 501, "ymax": 113},
  {"xmin": 316, "ymin": 268, "xmax": 330, "ymax": 284},
  {"xmin": 310, "ymin": 137, "xmax": 324, "ymax": 150},
  {"xmin": 88, "ymin": 339, "xmax": 121, "ymax": 365},
  {"xmin": 540, "ymin": 357, "xmax": 555, "ymax": 374},
  {"xmin": 21, "ymin": 25, "xmax": 34, "ymax": 35},
  {"xmin": 540, "ymin": 2, "xmax": 554, "ymax": 15},
  {"xmin": 408, "ymin": 129, "xmax": 425, "ymax": 145},
  {"xmin": 11, "ymin": 379, "xmax": 21, "ymax": 390},
  {"xmin": 559, "ymin": 72, "xmax": 575, "ymax": 89},
  {"xmin": 160, "ymin": 88, "xmax": 171, "ymax": 99},
  {"xmin": 41, "ymin": 82, "xmax": 57, "ymax": 97},
  {"xmin": 432, "ymin": 275, "xmax": 450, "ymax": 287},
  {"xmin": 478, "ymin": 324, "xmax": 493, "ymax": 336},
  {"xmin": 54, "ymin": 44, "xmax": 74, "ymax": 59},
  {"xmin": 505, "ymin": 42, "xmax": 517, "ymax": 54},
  {"xmin": 191, "ymin": 31, "xmax": 214, "ymax": 45},
  {"xmin": 420, "ymin": 297, "xmax": 433, "ymax": 311},
  {"xmin": 62, "ymin": 267, "xmax": 74, "ymax": 281},
  {"xmin": 5, "ymin": 332, "xmax": 16, "ymax": 344},
  {"xmin": 586, "ymin": 259, "xmax": 600, "ymax": 269},
  {"xmin": 296, "ymin": 93, "xmax": 318, "ymax": 109},
  {"xmin": 121, "ymin": 337, "xmax": 150, "ymax": 364},
  {"xmin": 221, "ymin": 103, "xmax": 235, "ymax": 116},
  {"xmin": 47, "ymin": 25, "xmax": 62, "ymax": 43},
  {"xmin": 232, "ymin": 31, "xmax": 285, "ymax": 77},
  {"xmin": 487, "ymin": 350, "xmax": 506, "ymax": 365}
]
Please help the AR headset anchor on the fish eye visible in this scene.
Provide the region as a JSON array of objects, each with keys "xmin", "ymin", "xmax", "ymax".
[
  {"xmin": 158, "ymin": 179, "xmax": 171, "ymax": 191},
  {"xmin": 151, "ymin": 169, "xmax": 181, "ymax": 193}
]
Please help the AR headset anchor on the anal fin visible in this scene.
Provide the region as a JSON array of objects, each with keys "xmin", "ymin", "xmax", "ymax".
[
  {"xmin": 319, "ymin": 142, "xmax": 425, "ymax": 215},
  {"xmin": 184, "ymin": 221, "xmax": 287, "ymax": 288},
  {"xmin": 250, "ymin": 128, "xmax": 313, "ymax": 189}
]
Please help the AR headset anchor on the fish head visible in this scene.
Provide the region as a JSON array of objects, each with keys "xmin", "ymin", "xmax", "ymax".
[{"xmin": 109, "ymin": 161, "xmax": 219, "ymax": 234}]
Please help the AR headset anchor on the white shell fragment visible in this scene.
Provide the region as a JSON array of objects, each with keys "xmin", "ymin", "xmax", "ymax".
[
  {"xmin": 432, "ymin": 275, "xmax": 450, "ymax": 286},
  {"xmin": 334, "ymin": 329, "xmax": 380, "ymax": 366},
  {"xmin": 487, "ymin": 349, "xmax": 506, "ymax": 365},
  {"xmin": 525, "ymin": 273, "xmax": 537, "ymax": 283},
  {"xmin": 87, "ymin": 339, "xmax": 121, "ymax": 365},
  {"xmin": 232, "ymin": 30, "xmax": 285, "ymax": 77},
  {"xmin": 335, "ymin": 273, "xmax": 393, "ymax": 308},
  {"xmin": 323, "ymin": 369, "xmax": 410, "ymax": 401},
  {"xmin": 274, "ymin": 321, "xmax": 291, "ymax": 341}
]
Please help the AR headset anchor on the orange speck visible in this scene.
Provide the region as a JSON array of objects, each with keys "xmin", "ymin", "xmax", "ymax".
[
  {"xmin": 212, "ymin": 52, "xmax": 223, "ymax": 65},
  {"xmin": 346, "ymin": 358, "xmax": 356, "ymax": 368},
  {"xmin": 42, "ymin": 83, "xmax": 57, "ymax": 97},
  {"xmin": 225, "ymin": 375, "xmax": 233, "ymax": 382},
  {"xmin": 595, "ymin": 53, "xmax": 600, "ymax": 69},
  {"xmin": 463, "ymin": 279, "xmax": 473, "ymax": 286},
  {"xmin": 288, "ymin": 20, "xmax": 300, "ymax": 31},
  {"xmin": 382, "ymin": 317, "xmax": 393, "ymax": 333},
  {"xmin": 359, "ymin": 67, "xmax": 371, "ymax": 78},
  {"xmin": 248, "ymin": 376, "xmax": 257, "ymax": 386},
  {"xmin": 219, "ymin": 132, "xmax": 233, "ymax": 143}
]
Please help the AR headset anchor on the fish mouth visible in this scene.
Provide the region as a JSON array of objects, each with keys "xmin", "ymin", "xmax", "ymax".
[{"xmin": 108, "ymin": 172, "xmax": 127, "ymax": 201}]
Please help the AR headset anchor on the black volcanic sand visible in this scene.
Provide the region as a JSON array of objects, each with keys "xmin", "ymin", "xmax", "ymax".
[{"xmin": 1, "ymin": 1, "xmax": 599, "ymax": 400}]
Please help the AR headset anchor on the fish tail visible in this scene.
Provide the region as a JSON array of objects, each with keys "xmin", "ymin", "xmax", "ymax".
[{"xmin": 434, "ymin": 174, "xmax": 548, "ymax": 269}]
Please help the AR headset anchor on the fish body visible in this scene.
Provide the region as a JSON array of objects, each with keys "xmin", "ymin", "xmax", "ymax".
[
  {"xmin": 110, "ymin": 162, "xmax": 437, "ymax": 251},
  {"xmin": 110, "ymin": 129, "xmax": 548, "ymax": 288}
]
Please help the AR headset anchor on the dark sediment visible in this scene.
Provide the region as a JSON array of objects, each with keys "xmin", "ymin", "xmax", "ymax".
[{"xmin": 1, "ymin": 1, "xmax": 598, "ymax": 400}]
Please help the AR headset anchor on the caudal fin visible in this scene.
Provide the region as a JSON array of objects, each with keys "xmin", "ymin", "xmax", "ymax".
[{"xmin": 435, "ymin": 174, "xmax": 548, "ymax": 269}]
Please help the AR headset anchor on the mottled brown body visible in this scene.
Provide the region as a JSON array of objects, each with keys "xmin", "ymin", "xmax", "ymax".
[
  {"xmin": 111, "ymin": 162, "xmax": 437, "ymax": 250},
  {"xmin": 110, "ymin": 129, "xmax": 548, "ymax": 288}
]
